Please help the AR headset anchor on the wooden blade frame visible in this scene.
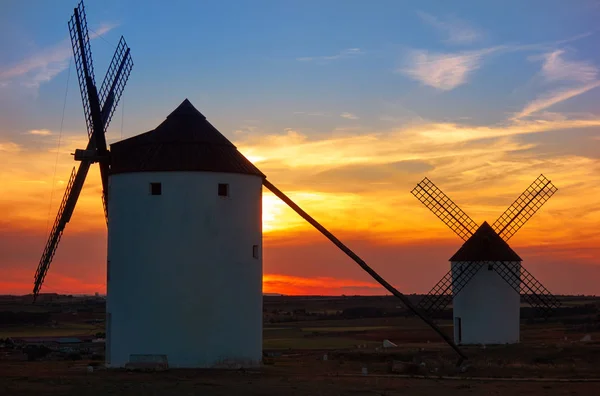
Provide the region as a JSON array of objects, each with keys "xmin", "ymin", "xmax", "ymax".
[
  {"xmin": 68, "ymin": 1, "xmax": 95, "ymax": 139},
  {"xmin": 491, "ymin": 261, "xmax": 561, "ymax": 316},
  {"xmin": 492, "ymin": 174, "xmax": 558, "ymax": 241},
  {"xmin": 411, "ymin": 177, "xmax": 479, "ymax": 241},
  {"xmin": 99, "ymin": 36, "xmax": 133, "ymax": 133},
  {"xmin": 417, "ymin": 262, "xmax": 483, "ymax": 315},
  {"xmin": 34, "ymin": 0, "xmax": 133, "ymax": 298},
  {"xmin": 33, "ymin": 161, "xmax": 92, "ymax": 299}
]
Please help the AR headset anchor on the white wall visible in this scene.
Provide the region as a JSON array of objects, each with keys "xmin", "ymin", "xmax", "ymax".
[
  {"xmin": 452, "ymin": 261, "xmax": 520, "ymax": 345},
  {"xmin": 106, "ymin": 171, "xmax": 263, "ymax": 368}
]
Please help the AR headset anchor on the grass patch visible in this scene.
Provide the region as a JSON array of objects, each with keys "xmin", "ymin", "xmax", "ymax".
[{"xmin": 0, "ymin": 323, "xmax": 99, "ymax": 338}]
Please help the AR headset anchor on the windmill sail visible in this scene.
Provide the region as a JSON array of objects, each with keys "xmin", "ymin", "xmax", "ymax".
[
  {"xmin": 417, "ymin": 262, "xmax": 483, "ymax": 315},
  {"xmin": 99, "ymin": 36, "xmax": 133, "ymax": 132},
  {"xmin": 69, "ymin": 1, "xmax": 96, "ymax": 139},
  {"xmin": 492, "ymin": 174, "xmax": 558, "ymax": 241},
  {"xmin": 34, "ymin": 163, "xmax": 91, "ymax": 298},
  {"xmin": 411, "ymin": 177, "xmax": 479, "ymax": 241},
  {"xmin": 492, "ymin": 261, "xmax": 560, "ymax": 315},
  {"xmin": 33, "ymin": 0, "xmax": 133, "ymax": 299}
]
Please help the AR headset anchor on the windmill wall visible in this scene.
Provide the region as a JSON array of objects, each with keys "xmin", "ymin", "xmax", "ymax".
[
  {"xmin": 106, "ymin": 171, "xmax": 263, "ymax": 368},
  {"xmin": 451, "ymin": 261, "xmax": 520, "ymax": 345}
]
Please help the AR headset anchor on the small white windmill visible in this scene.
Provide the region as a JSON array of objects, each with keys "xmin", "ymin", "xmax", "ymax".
[{"xmin": 411, "ymin": 175, "xmax": 560, "ymax": 345}]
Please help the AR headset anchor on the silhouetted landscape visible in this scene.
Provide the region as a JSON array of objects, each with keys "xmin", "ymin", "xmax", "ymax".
[{"xmin": 2, "ymin": 293, "xmax": 600, "ymax": 395}]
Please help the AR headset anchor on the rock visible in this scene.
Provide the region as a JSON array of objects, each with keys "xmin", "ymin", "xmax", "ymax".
[
  {"xmin": 581, "ymin": 334, "xmax": 592, "ymax": 342},
  {"xmin": 382, "ymin": 339, "xmax": 397, "ymax": 348}
]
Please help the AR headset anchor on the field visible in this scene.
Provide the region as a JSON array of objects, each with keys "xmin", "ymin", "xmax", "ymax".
[{"xmin": 1, "ymin": 294, "xmax": 600, "ymax": 395}]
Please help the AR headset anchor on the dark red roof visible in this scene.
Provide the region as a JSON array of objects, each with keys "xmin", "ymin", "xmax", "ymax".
[
  {"xmin": 449, "ymin": 221, "xmax": 522, "ymax": 262},
  {"xmin": 110, "ymin": 99, "xmax": 264, "ymax": 177}
]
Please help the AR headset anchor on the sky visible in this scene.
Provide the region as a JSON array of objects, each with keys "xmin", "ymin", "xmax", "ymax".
[{"xmin": 2, "ymin": 0, "xmax": 600, "ymax": 296}]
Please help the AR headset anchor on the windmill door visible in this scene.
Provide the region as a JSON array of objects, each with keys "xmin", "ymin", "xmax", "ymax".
[{"xmin": 455, "ymin": 317, "xmax": 462, "ymax": 343}]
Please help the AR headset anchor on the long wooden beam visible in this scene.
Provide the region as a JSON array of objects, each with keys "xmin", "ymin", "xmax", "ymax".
[{"xmin": 263, "ymin": 179, "xmax": 467, "ymax": 364}]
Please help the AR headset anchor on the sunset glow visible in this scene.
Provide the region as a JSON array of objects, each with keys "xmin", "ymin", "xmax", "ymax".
[{"xmin": 2, "ymin": 1, "xmax": 600, "ymax": 296}]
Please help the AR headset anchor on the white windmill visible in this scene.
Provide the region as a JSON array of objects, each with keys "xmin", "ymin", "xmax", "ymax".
[{"xmin": 411, "ymin": 176, "xmax": 560, "ymax": 345}]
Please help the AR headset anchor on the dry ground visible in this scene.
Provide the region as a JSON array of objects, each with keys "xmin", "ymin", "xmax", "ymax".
[
  {"xmin": 2, "ymin": 295, "xmax": 600, "ymax": 395},
  {"xmin": 1, "ymin": 359, "xmax": 599, "ymax": 396}
]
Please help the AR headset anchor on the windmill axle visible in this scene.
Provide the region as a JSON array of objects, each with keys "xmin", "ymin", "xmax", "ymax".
[{"xmin": 73, "ymin": 148, "xmax": 108, "ymax": 163}]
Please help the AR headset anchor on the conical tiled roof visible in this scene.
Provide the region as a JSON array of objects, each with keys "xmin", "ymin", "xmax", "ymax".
[
  {"xmin": 449, "ymin": 221, "xmax": 522, "ymax": 262},
  {"xmin": 110, "ymin": 99, "xmax": 264, "ymax": 177}
]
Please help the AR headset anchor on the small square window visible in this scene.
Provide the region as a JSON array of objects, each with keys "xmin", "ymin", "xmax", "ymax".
[
  {"xmin": 150, "ymin": 182, "xmax": 162, "ymax": 195},
  {"xmin": 252, "ymin": 245, "xmax": 259, "ymax": 259},
  {"xmin": 218, "ymin": 183, "xmax": 229, "ymax": 197}
]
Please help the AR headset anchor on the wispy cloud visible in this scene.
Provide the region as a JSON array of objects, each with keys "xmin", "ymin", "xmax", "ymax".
[
  {"xmin": 515, "ymin": 50, "xmax": 600, "ymax": 119},
  {"xmin": 417, "ymin": 11, "xmax": 482, "ymax": 45},
  {"xmin": 237, "ymin": 116, "xmax": 600, "ymax": 172},
  {"xmin": 28, "ymin": 129, "xmax": 52, "ymax": 136},
  {"xmin": 0, "ymin": 142, "xmax": 22, "ymax": 152},
  {"xmin": 400, "ymin": 32, "xmax": 595, "ymax": 92},
  {"xmin": 0, "ymin": 23, "xmax": 117, "ymax": 89},
  {"xmin": 340, "ymin": 112, "xmax": 359, "ymax": 120},
  {"xmin": 231, "ymin": 113, "xmax": 600, "ymax": 255},
  {"xmin": 296, "ymin": 48, "xmax": 363, "ymax": 63},
  {"xmin": 399, "ymin": 47, "xmax": 497, "ymax": 91},
  {"xmin": 238, "ymin": 128, "xmax": 531, "ymax": 170},
  {"xmin": 514, "ymin": 82, "xmax": 600, "ymax": 119},
  {"xmin": 540, "ymin": 50, "xmax": 598, "ymax": 83},
  {"xmin": 415, "ymin": 117, "xmax": 600, "ymax": 144}
]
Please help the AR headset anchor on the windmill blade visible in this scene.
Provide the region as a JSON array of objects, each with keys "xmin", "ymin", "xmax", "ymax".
[
  {"xmin": 492, "ymin": 174, "xmax": 558, "ymax": 241},
  {"xmin": 263, "ymin": 179, "xmax": 467, "ymax": 363},
  {"xmin": 69, "ymin": 1, "xmax": 96, "ymax": 139},
  {"xmin": 491, "ymin": 261, "xmax": 560, "ymax": 316},
  {"xmin": 99, "ymin": 36, "xmax": 133, "ymax": 132},
  {"xmin": 33, "ymin": 161, "xmax": 92, "ymax": 300},
  {"xmin": 411, "ymin": 178, "xmax": 479, "ymax": 241},
  {"xmin": 417, "ymin": 262, "xmax": 483, "ymax": 315},
  {"xmin": 99, "ymin": 161, "xmax": 109, "ymax": 224}
]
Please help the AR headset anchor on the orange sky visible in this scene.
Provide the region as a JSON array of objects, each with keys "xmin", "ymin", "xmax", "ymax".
[
  {"xmin": 3, "ymin": 2, "xmax": 600, "ymax": 296},
  {"xmin": 2, "ymin": 124, "xmax": 600, "ymax": 296}
]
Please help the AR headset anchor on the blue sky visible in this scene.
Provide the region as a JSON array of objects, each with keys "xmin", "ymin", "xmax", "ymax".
[
  {"xmin": 3, "ymin": 1, "xmax": 600, "ymax": 295},
  {"xmin": 3, "ymin": 0, "xmax": 600, "ymax": 140}
]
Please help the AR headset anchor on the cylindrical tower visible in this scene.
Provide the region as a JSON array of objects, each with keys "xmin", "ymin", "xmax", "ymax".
[
  {"xmin": 449, "ymin": 222, "xmax": 522, "ymax": 345},
  {"xmin": 106, "ymin": 99, "xmax": 264, "ymax": 368}
]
